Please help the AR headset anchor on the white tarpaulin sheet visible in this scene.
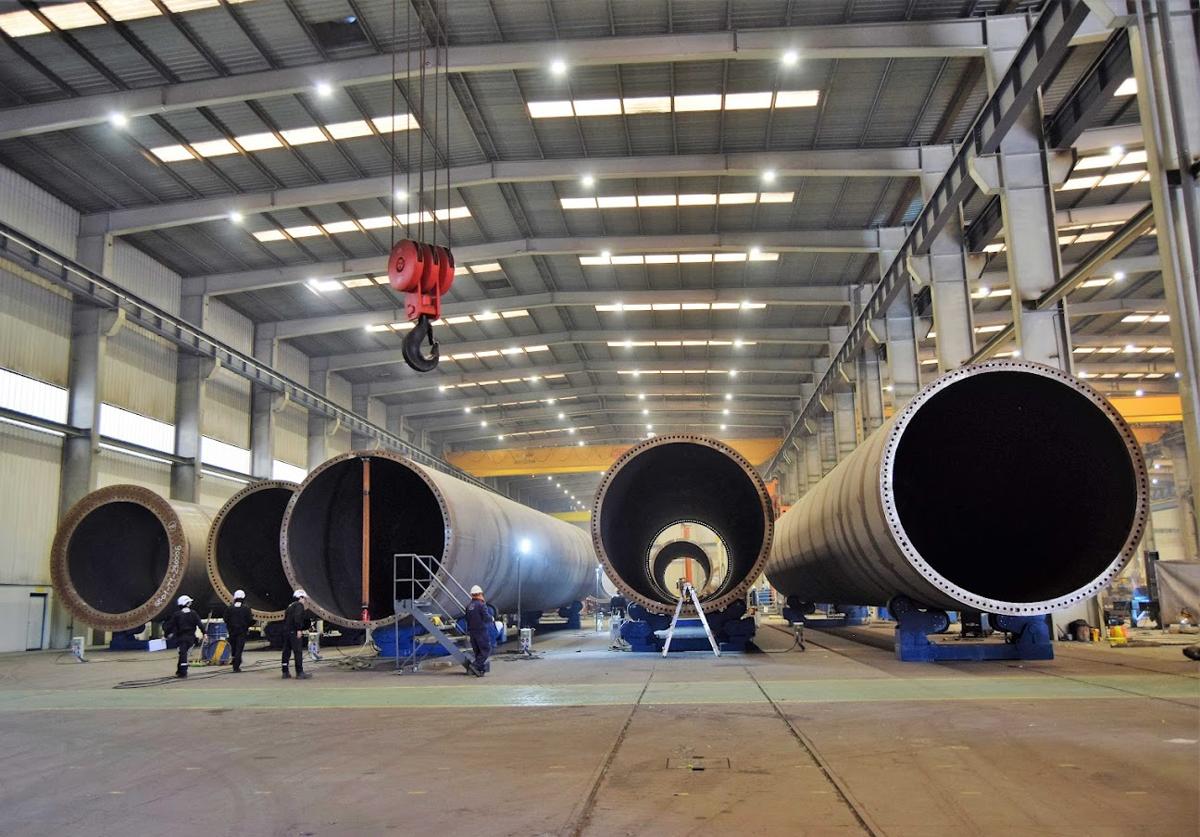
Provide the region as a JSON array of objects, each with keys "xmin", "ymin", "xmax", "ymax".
[{"xmin": 1155, "ymin": 561, "xmax": 1200, "ymax": 624}]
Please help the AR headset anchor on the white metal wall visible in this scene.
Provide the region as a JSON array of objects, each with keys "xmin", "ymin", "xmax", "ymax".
[
  {"xmin": 0, "ymin": 163, "xmax": 79, "ymax": 259},
  {"xmin": 94, "ymin": 448, "xmax": 173, "ymax": 494},
  {"xmin": 0, "ymin": 267, "xmax": 71, "ymax": 386},
  {"xmin": 0, "ymin": 423, "xmax": 62, "ymax": 586},
  {"xmin": 203, "ymin": 300, "xmax": 252, "ymax": 446},
  {"xmin": 109, "ymin": 240, "xmax": 180, "ymax": 315}
]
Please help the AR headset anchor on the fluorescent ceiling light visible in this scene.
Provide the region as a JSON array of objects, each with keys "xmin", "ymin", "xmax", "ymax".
[
  {"xmin": 0, "ymin": 11, "xmax": 51, "ymax": 36},
  {"xmin": 98, "ymin": 0, "xmax": 161, "ymax": 20},
  {"xmin": 234, "ymin": 132, "xmax": 283, "ymax": 151},
  {"xmin": 775, "ymin": 90, "xmax": 820, "ymax": 107},
  {"xmin": 151, "ymin": 145, "xmax": 195, "ymax": 162},
  {"xmin": 284, "ymin": 225, "xmax": 322, "ymax": 238},
  {"xmin": 280, "ymin": 127, "xmax": 327, "ymax": 146},
  {"xmin": 528, "ymin": 100, "xmax": 575, "ymax": 118},
  {"xmin": 573, "ymin": 99, "xmax": 622, "ymax": 116},
  {"xmin": 40, "ymin": 3, "xmax": 106, "ymax": 29},
  {"xmin": 623, "ymin": 96, "xmax": 672, "ymax": 114},
  {"xmin": 725, "ymin": 92, "xmax": 773, "ymax": 110},
  {"xmin": 325, "ymin": 120, "xmax": 373, "ymax": 139},
  {"xmin": 674, "ymin": 94, "xmax": 723, "ymax": 112},
  {"xmin": 191, "ymin": 138, "xmax": 239, "ymax": 157}
]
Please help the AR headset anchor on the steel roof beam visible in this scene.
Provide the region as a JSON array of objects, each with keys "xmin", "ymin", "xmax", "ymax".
[
  {"xmin": 320, "ymin": 326, "xmax": 833, "ymax": 371},
  {"xmin": 185, "ymin": 230, "xmax": 884, "ymax": 295},
  {"xmin": 81, "ymin": 149, "xmax": 937, "ymax": 236},
  {"xmin": 0, "ymin": 17, "xmax": 1064, "ymax": 140}
]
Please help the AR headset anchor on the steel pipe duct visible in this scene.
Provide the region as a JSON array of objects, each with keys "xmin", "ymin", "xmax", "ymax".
[
  {"xmin": 592, "ymin": 435, "xmax": 774, "ymax": 614},
  {"xmin": 767, "ymin": 361, "xmax": 1149, "ymax": 615},
  {"xmin": 51, "ymin": 484, "xmax": 218, "ymax": 631},
  {"xmin": 280, "ymin": 451, "xmax": 596, "ymax": 629},
  {"xmin": 650, "ymin": 541, "xmax": 713, "ymax": 600},
  {"xmin": 206, "ymin": 480, "xmax": 298, "ymax": 622}
]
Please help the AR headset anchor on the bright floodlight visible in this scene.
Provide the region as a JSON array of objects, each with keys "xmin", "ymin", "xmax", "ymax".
[
  {"xmin": 781, "ymin": 49, "xmax": 799, "ymax": 66},
  {"xmin": 315, "ymin": 81, "xmax": 333, "ymax": 97},
  {"xmin": 519, "ymin": 538, "xmax": 532, "ymax": 554},
  {"xmin": 229, "ymin": 211, "xmax": 244, "ymax": 224},
  {"xmin": 550, "ymin": 58, "xmax": 568, "ymax": 76},
  {"xmin": 109, "ymin": 113, "xmax": 128, "ymax": 128},
  {"xmin": 581, "ymin": 173, "xmax": 595, "ymax": 187}
]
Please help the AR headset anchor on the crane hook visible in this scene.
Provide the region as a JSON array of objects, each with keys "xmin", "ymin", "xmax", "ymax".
[{"xmin": 402, "ymin": 314, "xmax": 440, "ymax": 372}]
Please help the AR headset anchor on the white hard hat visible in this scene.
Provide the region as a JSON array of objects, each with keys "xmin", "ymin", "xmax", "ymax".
[
  {"xmin": 294, "ymin": 589, "xmax": 307, "ymax": 599},
  {"xmin": 233, "ymin": 590, "xmax": 246, "ymax": 600},
  {"xmin": 469, "ymin": 585, "xmax": 484, "ymax": 595},
  {"xmin": 177, "ymin": 595, "xmax": 193, "ymax": 606}
]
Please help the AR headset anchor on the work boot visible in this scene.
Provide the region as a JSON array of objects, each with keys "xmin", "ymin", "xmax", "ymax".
[
  {"xmin": 295, "ymin": 672, "xmax": 312, "ymax": 680},
  {"xmin": 175, "ymin": 671, "xmax": 186, "ymax": 679},
  {"xmin": 1184, "ymin": 645, "xmax": 1200, "ymax": 661},
  {"xmin": 281, "ymin": 670, "xmax": 291, "ymax": 679},
  {"xmin": 233, "ymin": 666, "xmax": 241, "ymax": 673}
]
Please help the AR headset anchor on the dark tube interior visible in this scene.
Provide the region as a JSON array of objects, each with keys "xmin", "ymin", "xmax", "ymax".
[
  {"xmin": 68, "ymin": 502, "xmax": 168, "ymax": 614},
  {"xmin": 215, "ymin": 487, "xmax": 295, "ymax": 613},
  {"xmin": 651, "ymin": 541, "xmax": 714, "ymax": 596},
  {"xmin": 893, "ymin": 371, "xmax": 1139, "ymax": 604},
  {"xmin": 287, "ymin": 457, "xmax": 444, "ymax": 623},
  {"xmin": 599, "ymin": 442, "xmax": 767, "ymax": 607}
]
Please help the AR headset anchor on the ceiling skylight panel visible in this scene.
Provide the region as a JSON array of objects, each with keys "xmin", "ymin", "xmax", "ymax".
[
  {"xmin": 560, "ymin": 197, "xmax": 597, "ymax": 209},
  {"xmin": 325, "ymin": 120, "xmax": 373, "ymax": 139},
  {"xmin": 717, "ymin": 193, "xmax": 756, "ymax": 204},
  {"xmin": 0, "ymin": 11, "xmax": 50, "ymax": 36},
  {"xmin": 527, "ymin": 101, "xmax": 575, "ymax": 118},
  {"xmin": 280, "ymin": 127, "xmax": 327, "ymax": 146},
  {"xmin": 724, "ymin": 92, "xmax": 773, "ymax": 110},
  {"xmin": 597, "ymin": 196, "xmax": 637, "ymax": 208},
  {"xmin": 573, "ymin": 99, "xmax": 623, "ymax": 116},
  {"xmin": 151, "ymin": 145, "xmax": 195, "ymax": 162},
  {"xmin": 623, "ymin": 97, "xmax": 672, "ymax": 114},
  {"xmin": 234, "ymin": 132, "xmax": 283, "ymax": 151},
  {"xmin": 637, "ymin": 195, "xmax": 676, "ymax": 207},
  {"xmin": 673, "ymin": 94, "xmax": 723, "ymax": 112},
  {"xmin": 774, "ymin": 90, "xmax": 821, "ymax": 108},
  {"xmin": 191, "ymin": 138, "xmax": 239, "ymax": 157},
  {"xmin": 40, "ymin": 3, "xmax": 106, "ymax": 29},
  {"xmin": 679, "ymin": 194, "xmax": 717, "ymax": 205},
  {"xmin": 252, "ymin": 230, "xmax": 286, "ymax": 242},
  {"xmin": 98, "ymin": 0, "xmax": 161, "ymax": 20}
]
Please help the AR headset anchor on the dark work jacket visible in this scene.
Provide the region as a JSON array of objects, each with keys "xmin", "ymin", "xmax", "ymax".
[
  {"xmin": 465, "ymin": 598, "xmax": 492, "ymax": 639},
  {"xmin": 165, "ymin": 607, "xmax": 202, "ymax": 643},
  {"xmin": 283, "ymin": 600, "xmax": 309, "ymax": 633},
  {"xmin": 223, "ymin": 601, "xmax": 253, "ymax": 635}
]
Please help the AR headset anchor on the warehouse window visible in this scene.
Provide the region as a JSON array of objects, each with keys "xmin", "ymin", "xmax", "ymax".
[
  {"xmin": 0, "ymin": 368, "xmax": 68, "ymax": 426},
  {"xmin": 201, "ymin": 437, "xmax": 251, "ymax": 474},
  {"xmin": 272, "ymin": 460, "xmax": 307, "ymax": 483},
  {"xmin": 99, "ymin": 404, "xmax": 175, "ymax": 454}
]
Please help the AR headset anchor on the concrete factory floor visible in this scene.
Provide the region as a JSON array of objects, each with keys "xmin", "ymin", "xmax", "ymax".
[{"xmin": 0, "ymin": 620, "xmax": 1196, "ymax": 837}]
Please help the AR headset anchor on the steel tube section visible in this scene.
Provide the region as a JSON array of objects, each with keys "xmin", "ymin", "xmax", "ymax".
[
  {"xmin": 205, "ymin": 480, "xmax": 299, "ymax": 622},
  {"xmin": 280, "ymin": 451, "xmax": 595, "ymax": 629},
  {"xmin": 767, "ymin": 361, "xmax": 1149, "ymax": 615},
  {"xmin": 650, "ymin": 541, "xmax": 714, "ymax": 600},
  {"xmin": 592, "ymin": 436, "xmax": 774, "ymax": 615},
  {"xmin": 50, "ymin": 484, "xmax": 218, "ymax": 631}
]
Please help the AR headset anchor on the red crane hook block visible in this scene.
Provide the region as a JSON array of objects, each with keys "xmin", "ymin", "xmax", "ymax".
[{"xmin": 388, "ymin": 239, "xmax": 456, "ymax": 321}]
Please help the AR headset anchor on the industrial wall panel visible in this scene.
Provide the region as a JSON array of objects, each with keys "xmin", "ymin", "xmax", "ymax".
[
  {"xmin": 0, "ymin": 424, "xmax": 61, "ymax": 587},
  {"xmin": 0, "ymin": 164, "xmax": 79, "ymax": 259},
  {"xmin": 277, "ymin": 342, "xmax": 308, "ymax": 384},
  {"xmin": 368, "ymin": 397, "xmax": 386, "ymax": 427},
  {"xmin": 328, "ymin": 373, "xmax": 352, "ymax": 409},
  {"xmin": 110, "ymin": 240, "xmax": 182, "ymax": 316},
  {"xmin": 103, "ymin": 325, "xmax": 176, "ymax": 423},
  {"xmin": 206, "ymin": 299, "xmax": 252, "ymax": 354},
  {"xmin": 95, "ymin": 447, "xmax": 173, "ymax": 494},
  {"xmin": 0, "ymin": 266, "xmax": 71, "ymax": 386},
  {"xmin": 203, "ymin": 368, "xmax": 250, "ymax": 447},
  {"xmin": 199, "ymin": 474, "xmax": 244, "ymax": 509},
  {"xmin": 1152, "ymin": 507, "xmax": 1185, "ymax": 562},
  {"xmin": 274, "ymin": 402, "xmax": 307, "ymax": 467},
  {"xmin": 328, "ymin": 426, "xmax": 351, "ymax": 456}
]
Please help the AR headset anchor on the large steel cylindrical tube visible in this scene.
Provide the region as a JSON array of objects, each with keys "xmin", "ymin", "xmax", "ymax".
[
  {"xmin": 206, "ymin": 480, "xmax": 298, "ymax": 622},
  {"xmin": 592, "ymin": 435, "xmax": 774, "ymax": 614},
  {"xmin": 50, "ymin": 484, "xmax": 217, "ymax": 631},
  {"xmin": 767, "ymin": 361, "xmax": 1150, "ymax": 615},
  {"xmin": 280, "ymin": 451, "xmax": 596, "ymax": 629}
]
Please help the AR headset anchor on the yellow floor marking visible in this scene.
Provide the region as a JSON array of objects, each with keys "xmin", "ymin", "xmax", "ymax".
[
  {"xmin": 407, "ymin": 790, "xmax": 427, "ymax": 795},
  {"xmin": 108, "ymin": 791, "xmax": 123, "ymax": 795}
]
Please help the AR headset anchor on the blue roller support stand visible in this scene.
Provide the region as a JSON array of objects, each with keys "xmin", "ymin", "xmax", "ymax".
[
  {"xmin": 620, "ymin": 602, "xmax": 756, "ymax": 652},
  {"xmin": 891, "ymin": 595, "xmax": 1052, "ymax": 662}
]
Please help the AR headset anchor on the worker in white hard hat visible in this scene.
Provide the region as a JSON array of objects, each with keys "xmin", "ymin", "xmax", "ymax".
[
  {"xmin": 281, "ymin": 589, "xmax": 312, "ymax": 679},
  {"xmin": 464, "ymin": 585, "xmax": 493, "ymax": 677},
  {"xmin": 222, "ymin": 589, "xmax": 253, "ymax": 673},
  {"xmin": 163, "ymin": 594, "xmax": 202, "ymax": 678}
]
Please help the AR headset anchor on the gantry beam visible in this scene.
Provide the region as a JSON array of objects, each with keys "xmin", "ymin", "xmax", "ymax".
[
  {"xmin": 273, "ymin": 286, "xmax": 858, "ymax": 338},
  {"xmin": 321, "ymin": 326, "xmax": 832, "ymax": 371},
  {"xmin": 0, "ymin": 17, "xmax": 1056, "ymax": 141},
  {"xmin": 80, "ymin": 150, "xmax": 938, "ymax": 236},
  {"xmin": 186, "ymin": 231, "xmax": 885, "ymax": 296},
  {"xmin": 446, "ymin": 438, "xmax": 784, "ymax": 477},
  {"xmin": 394, "ymin": 383, "xmax": 806, "ymax": 418},
  {"xmin": 434, "ymin": 414, "xmax": 788, "ymax": 445},
  {"xmin": 363, "ymin": 358, "xmax": 820, "ymax": 397}
]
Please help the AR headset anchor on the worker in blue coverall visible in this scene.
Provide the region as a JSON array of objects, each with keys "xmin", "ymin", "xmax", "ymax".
[{"xmin": 464, "ymin": 585, "xmax": 493, "ymax": 677}]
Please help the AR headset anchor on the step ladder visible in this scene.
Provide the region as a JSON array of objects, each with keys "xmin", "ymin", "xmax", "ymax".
[
  {"xmin": 393, "ymin": 553, "xmax": 474, "ymax": 673},
  {"xmin": 661, "ymin": 582, "xmax": 721, "ymax": 657}
]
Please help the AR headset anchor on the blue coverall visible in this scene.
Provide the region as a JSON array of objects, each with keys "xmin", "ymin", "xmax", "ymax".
[{"xmin": 465, "ymin": 597, "xmax": 493, "ymax": 674}]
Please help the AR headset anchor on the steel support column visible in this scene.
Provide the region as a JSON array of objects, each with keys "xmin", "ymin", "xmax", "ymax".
[
  {"xmin": 977, "ymin": 17, "xmax": 1073, "ymax": 370},
  {"xmin": 249, "ymin": 323, "xmax": 276, "ymax": 479},
  {"xmin": 852, "ymin": 287, "xmax": 885, "ymax": 434},
  {"xmin": 911, "ymin": 144, "xmax": 977, "ymax": 371},
  {"xmin": 1164, "ymin": 429, "xmax": 1199, "ymax": 560},
  {"xmin": 171, "ymin": 292, "xmax": 211, "ymax": 503},
  {"xmin": 877, "ymin": 227, "xmax": 922, "ymax": 408},
  {"xmin": 803, "ymin": 430, "xmax": 823, "ymax": 492},
  {"xmin": 58, "ymin": 305, "xmax": 118, "ymax": 516},
  {"xmin": 1129, "ymin": 1, "xmax": 1200, "ymax": 554},
  {"xmin": 307, "ymin": 359, "xmax": 332, "ymax": 469}
]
